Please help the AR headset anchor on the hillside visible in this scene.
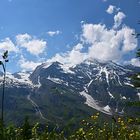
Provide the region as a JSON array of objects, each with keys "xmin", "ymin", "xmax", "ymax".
[{"xmin": 0, "ymin": 59, "xmax": 140, "ymax": 125}]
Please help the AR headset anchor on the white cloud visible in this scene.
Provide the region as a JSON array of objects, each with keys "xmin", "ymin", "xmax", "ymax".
[
  {"xmin": 66, "ymin": 44, "xmax": 86, "ymax": 65},
  {"xmin": 47, "ymin": 23, "xmax": 137, "ymax": 67},
  {"xmin": 16, "ymin": 33, "xmax": 47, "ymax": 56},
  {"xmin": 113, "ymin": 12, "xmax": 126, "ymax": 29},
  {"xmin": 81, "ymin": 21, "xmax": 85, "ymax": 25},
  {"xmin": 47, "ymin": 30, "xmax": 61, "ymax": 37},
  {"xmin": 81, "ymin": 23, "xmax": 137, "ymax": 62},
  {"xmin": 106, "ymin": 5, "xmax": 115, "ymax": 14},
  {"xmin": 16, "ymin": 33, "xmax": 31, "ymax": 44},
  {"xmin": 121, "ymin": 27, "xmax": 137, "ymax": 52},
  {"xmin": 47, "ymin": 43, "xmax": 86, "ymax": 67},
  {"xmin": 0, "ymin": 38, "xmax": 18, "ymax": 53},
  {"xmin": 106, "ymin": 5, "xmax": 120, "ymax": 15},
  {"xmin": 19, "ymin": 56, "xmax": 41, "ymax": 71}
]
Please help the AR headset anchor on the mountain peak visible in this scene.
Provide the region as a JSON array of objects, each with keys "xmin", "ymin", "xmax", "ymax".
[{"xmin": 1, "ymin": 57, "xmax": 139, "ymax": 123}]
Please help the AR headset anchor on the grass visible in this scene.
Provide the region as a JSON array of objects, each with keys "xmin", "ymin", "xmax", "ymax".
[{"xmin": 0, "ymin": 113, "xmax": 140, "ymax": 140}]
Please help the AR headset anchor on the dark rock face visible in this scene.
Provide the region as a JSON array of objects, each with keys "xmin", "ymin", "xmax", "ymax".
[
  {"xmin": 0, "ymin": 60, "xmax": 140, "ymax": 124},
  {"xmin": 29, "ymin": 60, "xmax": 140, "ymax": 115}
]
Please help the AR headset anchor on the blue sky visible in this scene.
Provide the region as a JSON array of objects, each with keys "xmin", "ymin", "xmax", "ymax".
[{"xmin": 0, "ymin": 0, "xmax": 140, "ymax": 73}]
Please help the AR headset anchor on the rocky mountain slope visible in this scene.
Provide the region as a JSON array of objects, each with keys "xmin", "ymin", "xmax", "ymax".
[{"xmin": 0, "ymin": 59, "xmax": 139, "ymax": 124}]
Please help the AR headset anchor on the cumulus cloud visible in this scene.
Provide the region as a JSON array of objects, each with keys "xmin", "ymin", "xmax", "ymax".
[
  {"xmin": 16, "ymin": 33, "xmax": 47, "ymax": 56},
  {"xmin": 47, "ymin": 30, "xmax": 61, "ymax": 37},
  {"xmin": 48, "ymin": 23, "xmax": 137, "ymax": 67},
  {"xmin": 106, "ymin": 5, "xmax": 120, "ymax": 14},
  {"xmin": 106, "ymin": 5, "xmax": 116, "ymax": 14},
  {"xmin": 81, "ymin": 23, "xmax": 137, "ymax": 62},
  {"xmin": 47, "ymin": 43, "xmax": 87, "ymax": 67},
  {"xmin": 19, "ymin": 56, "xmax": 41, "ymax": 71},
  {"xmin": 0, "ymin": 38, "xmax": 18, "ymax": 53},
  {"xmin": 113, "ymin": 12, "xmax": 126, "ymax": 29},
  {"xmin": 0, "ymin": 34, "xmax": 48, "ymax": 71}
]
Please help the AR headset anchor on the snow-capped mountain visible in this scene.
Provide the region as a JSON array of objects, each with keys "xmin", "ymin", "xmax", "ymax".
[
  {"xmin": 30, "ymin": 60, "xmax": 140, "ymax": 115},
  {"xmin": 0, "ymin": 59, "xmax": 139, "ymax": 124}
]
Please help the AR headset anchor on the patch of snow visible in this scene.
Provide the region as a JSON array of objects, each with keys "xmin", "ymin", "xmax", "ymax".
[
  {"xmin": 80, "ymin": 91, "xmax": 112, "ymax": 115},
  {"xmin": 84, "ymin": 60, "xmax": 91, "ymax": 65},
  {"xmin": 5, "ymin": 72, "xmax": 34, "ymax": 87},
  {"xmin": 125, "ymin": 77, "xmax": 131, "ymax": 81},
  {"xmin": 120, "ymin": 94, "xmax": 127, "ymax": 100},
  {"xmin": 34, "ymin": 76, "xmax": 41, "ymax": 88},
  {"xmin": 78, "ymin": 76, "xmax": 83, "ymax": 79},
  {"xmin": 87, "ymin": 80, "xmax": 93, "ymax": 88},
  {"xmin": 84, "ymin": 87, "xmax": 88, "ymax": 93},
  {"xmin": 103, "ymin": 105, "xmax": 111, "ymax": 113},
  {"xmin": 122, "ymin": 96, "xmax": 126, "ymax": 100},
  {"xmin": 65, "ymin": 82, "xmax": 69, "ymax": 86},
  {"xmin": 71, "ymin": 65, "xmax": 76, "ymax": 68},
  {"xmin": 18, "ymin": 72, "xmax": 30, "ymax": 79},
  {"xmin": 124, "ymin": 82, "xmax": 134, "ymax": 87},
  {"xmin": 60, "ymin": 64, "xmax": 75, "ymax": 74},
  {"xmin": 114, "ymin": 71, "xmax": 122, "ymax": 86},
  {"xmin": 47, "ymin": 76, "xmax": 68, "ymax": 86},
  {"xmin": 99, "ymin": 67, "xmax": 110, "ymax": 85},
  {"xmin": 86, "ymin": 72, "xmax": 91, "ymax": 79},
  {"xmin": 27, "ymin": 93, "xmax": 47, "ymax": 120},
  {"xmin": 137, "ymin": 93, "xmax": 140, "ymax": 100},
  {"xmin": 108, "ymin": 91, "xmax": 114, "ymax": 99},
  {"xmin": 47, "ymin": 76, "xmax": 64, "ymax": 84}
]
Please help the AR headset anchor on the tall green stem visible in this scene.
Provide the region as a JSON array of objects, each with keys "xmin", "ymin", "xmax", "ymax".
[{"xmin": 1, "ymin": 61, "xmax": 6, "ymax": 124}]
